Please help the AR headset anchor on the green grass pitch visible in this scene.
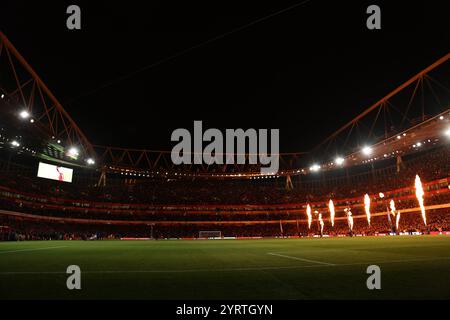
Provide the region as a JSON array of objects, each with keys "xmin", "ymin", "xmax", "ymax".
[{"xmin": 1, "ymin": 236, "xmax": 450, "ymax": 300}]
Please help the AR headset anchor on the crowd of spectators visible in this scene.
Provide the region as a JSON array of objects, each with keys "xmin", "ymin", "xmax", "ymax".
[
  {"xmin": 0, "ymin": 145, "xmax": 449, "ymax": 240},
  {"xmin": 1, "ymin": 207, "xmax": 450, "ymax": 240}
]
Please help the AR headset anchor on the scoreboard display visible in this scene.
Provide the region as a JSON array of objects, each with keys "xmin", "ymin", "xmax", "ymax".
[{"xmin": 37, "ymin": 162, "xmax": 73, "ymax": 183}]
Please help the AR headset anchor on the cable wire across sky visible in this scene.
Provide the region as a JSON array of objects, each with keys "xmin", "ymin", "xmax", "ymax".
[{"xmin": 66, "ymin": 0, "xmax": 313, "ymax": 105}]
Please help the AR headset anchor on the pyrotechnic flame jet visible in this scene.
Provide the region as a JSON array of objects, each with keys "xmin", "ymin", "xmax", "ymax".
[
  {"xmin": 306, "ymin": 204, "xmax": 312, "ymax": 229},
  {"xmin": 318, "ymin": 213, "xmax": 324, "ymax": 235},
  {"xmin": 380, "ymin": 192, "xmax": 394, "ymax": 227},
  {"xmin": 345, "ymin": 208, "xmax": 354, "ymax": 232},
  {"xmin": 396, "ymin": 212, "xmax": 401, "ymax": 231},
  {"xmin": 390, "ymin": 199, "xmax": 400, "ymax": 234},
  {"xmin": 389, "ymin": 199, "xmax": 396, "ymax": 216},
  {"xmin": 328, "ymin": 200, "xmax": 335, "ymax": 227},
  {"xmin": 364, "ymin": 194, "xmax": 371, "ymax": 226},
  {"xmin": 415, "ymin": 174, "xmax": 427, "ymax": 225}
]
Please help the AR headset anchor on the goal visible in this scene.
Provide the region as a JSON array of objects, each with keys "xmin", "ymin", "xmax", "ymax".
[{"xmin": 198, "ymin": 231, "xmax": 222, "ymax": 239}]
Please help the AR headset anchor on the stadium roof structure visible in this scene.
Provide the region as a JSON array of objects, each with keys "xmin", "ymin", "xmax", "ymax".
[
  {"xmin": 1, "ymin": 30, "xmax": 449, "ymax": 178},
  {"xmin": 0, "ymin": 31, "xmax": 95, "ymax": 166}
]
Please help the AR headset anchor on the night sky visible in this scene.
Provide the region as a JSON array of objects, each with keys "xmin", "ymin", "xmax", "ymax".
[{"xmin": 1, "ymin": 0, "xmax": 449, "ymax": 153}]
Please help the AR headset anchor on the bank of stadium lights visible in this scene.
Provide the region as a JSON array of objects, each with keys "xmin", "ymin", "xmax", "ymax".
[
  {"xmin": 309, "ymin": 164, "xmax": 320, "ymax": 172},
  {"xmin": 335, "ymin": 157, "xmax": 345, "ymax": 166},
  {"xmin": 10, "ymin": 140, "xmax": 20, "ymax": 147},
  {"xmin": 18, "ymin": 110, "xmax": 35, "ymax": 123},
  {"xmin": 362, "ymin": 146, "xmax": 373, "ymax": 156},
  {"xmin": 86, "ymin": 158, "xmax": 95, "ymax": 165},
  {"xmin": 67, "ymin": 147, "xmax": 79, "ymax": 158},
  {"xmin": 1, "ymin": 94, "xmax": 4, "ymax": 99},
  {"xmin": 445, "ymin": 128, "xmax": 450, "ymax": 138},
  {"xmin": 19, "ymin": 110, "xmax": 30, "ymax": 119}
]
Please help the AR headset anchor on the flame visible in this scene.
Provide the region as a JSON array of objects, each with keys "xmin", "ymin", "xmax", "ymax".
[
  {"xmin": 389, "ymin": 199, "xmax": 396, "ymax": 216},
  {"xmin": 306, "ymin": 204, "xmax": 312, "ymax": 229},
  {"xmin": 328, "ymin": 200, "xmax": 335, "ymax": 227},
  {"xmin": 415, "ymin": 175, "xmax": 427, "ymax": 225},
  {"xmin": 396, "ymin": 212, "xmax": 401, "ymax": 231},
  {"xmin": 364, "ymin": 194, "xmax": 371, "ymax": 226},
  {"xmin": 318, "ymin": 213, "xmax": 324, "ymax": 234},
  {"xmin": 346, "ymin": 209, "xmax": 354, "ymax": 231},
  {"xmin": 390, "ymin": 199, "xmax": 399, "ymax": 231}
]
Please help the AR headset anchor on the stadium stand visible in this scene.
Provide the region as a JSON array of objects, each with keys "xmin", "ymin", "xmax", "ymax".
[{"xmin": 0, "ymin": 144, "xmax": 449, "ymax": 240}]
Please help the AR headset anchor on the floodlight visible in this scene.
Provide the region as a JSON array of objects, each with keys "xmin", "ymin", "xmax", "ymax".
[
  {"xmin": 335, "ymin": 157, "xmax": 345, "ymax": 165},
  {"xmin": 362, "ymin": 146, "xmax": 372, "ymax": 156},
  {"xmin": 19, "ymin": 110, "xmax": 30, "ymax": 119}
]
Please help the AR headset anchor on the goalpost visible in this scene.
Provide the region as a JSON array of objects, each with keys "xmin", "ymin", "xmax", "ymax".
[{"xmin": 198, "ymin": 231, "xmax": 222, "ymax": 239}]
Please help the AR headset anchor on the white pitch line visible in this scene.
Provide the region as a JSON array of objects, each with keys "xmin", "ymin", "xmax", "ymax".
[
  {"xmin": 267, "ymin": 252, "xmax": 336, "ymax": 266},
  {"xmin": 0, "ymin": 246, "xmax": 67, "ymax": 254},
  {"xmin": 1, "ymin": 256, "xmax": 450, "ymax": 275}
]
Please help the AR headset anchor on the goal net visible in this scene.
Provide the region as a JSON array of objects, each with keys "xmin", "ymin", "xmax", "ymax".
[{"xmin": 198, "ymin": 231, "xmax": 222, "ymax": 239}]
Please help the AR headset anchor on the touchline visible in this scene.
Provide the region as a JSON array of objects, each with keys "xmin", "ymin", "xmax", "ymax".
[{"xmin": 171, "ymin": 121, "xmax": 279, "ymax": 174}]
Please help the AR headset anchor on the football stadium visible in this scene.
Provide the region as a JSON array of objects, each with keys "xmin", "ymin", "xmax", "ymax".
[{"xmin": 1, "ymin": 2, "xmax": 450, "ymax": 303}]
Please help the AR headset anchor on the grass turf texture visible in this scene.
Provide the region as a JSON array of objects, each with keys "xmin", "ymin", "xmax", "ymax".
[{"xmin": 1, "ymin": 236, "xmax": 450, "ymax": 300}]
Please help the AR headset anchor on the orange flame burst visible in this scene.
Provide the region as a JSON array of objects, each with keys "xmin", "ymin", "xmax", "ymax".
[
  {"xmin": 364, "ymin": 194, "xmax": 371, "ymax": 226},
  {"xmin": 396, "ymin": 212, "xmax": 401, "ymax": 231},
  {"xmin": 345, "ymin": 208, "xmax": 354, "ymax": 231},
  {"xmin": 306, "ymin": 204, "xmax": 312, "ymax": 229},
  {"xmin": 389, "ymin": 199, "xmax": 396, "ymax": 216},
  {"xmin": 390, "ymin": 199, "xmax": 400, "ymax": 231},
  {"xmin": 318, "ymin": 213, "xmax": 324, "ymax": 234},
  {"xmin": 414, "ymin": 175, "xmax": 427, "ymax": 225},
  {"xmin": 328, "ymin": 200, "xmax": 335, "ymax": 227}
]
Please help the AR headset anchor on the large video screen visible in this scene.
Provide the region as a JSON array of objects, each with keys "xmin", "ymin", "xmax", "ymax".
[{"xmin": 37, "ymin": 162, "xmax": 73, "ymax": 183}]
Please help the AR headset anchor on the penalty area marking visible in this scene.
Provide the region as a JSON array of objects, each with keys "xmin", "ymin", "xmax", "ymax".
[
  {"xmin": 267, "ymin": 252, "xmax": 336, "ymax": 266},
  {"xmin": 0, "ymin": 246, "xmax": 67, "ymax": 254}
]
